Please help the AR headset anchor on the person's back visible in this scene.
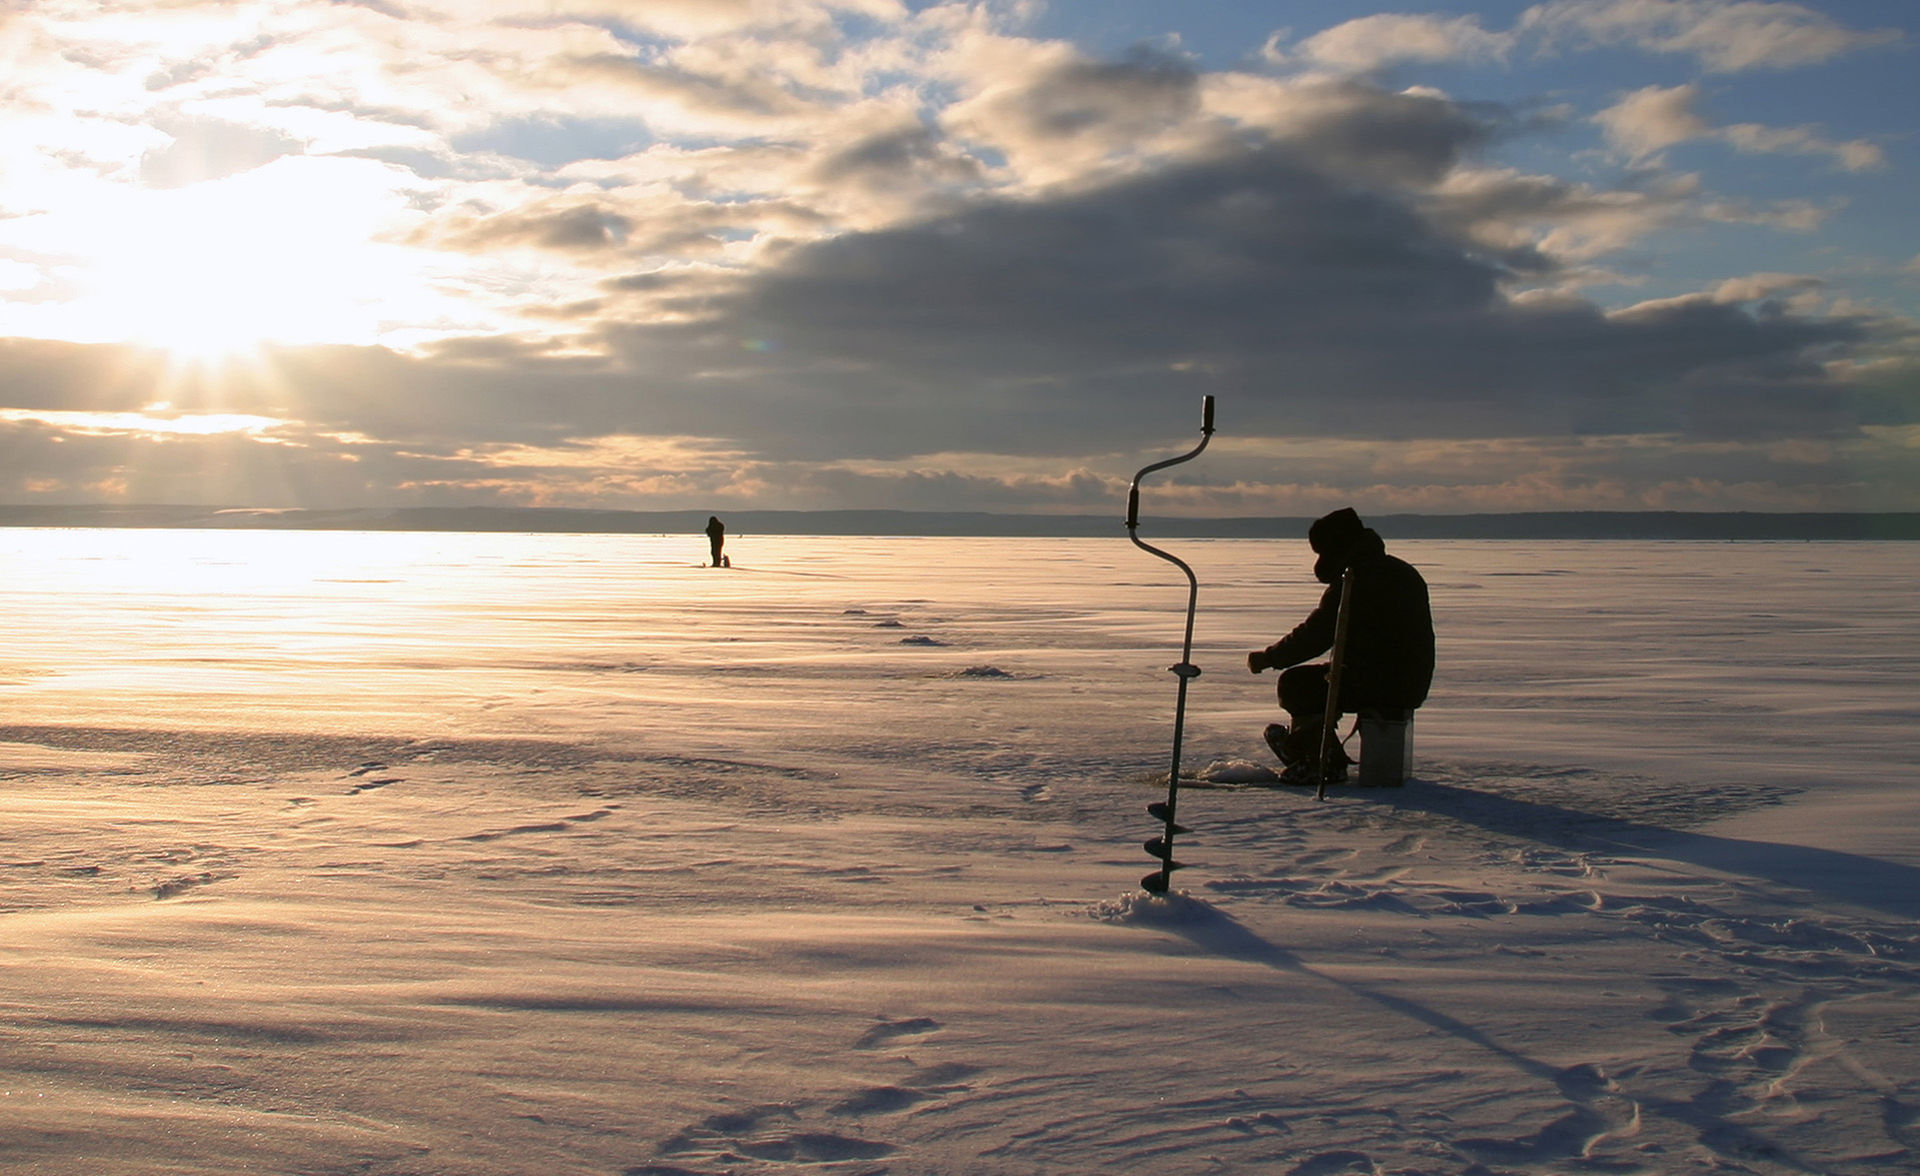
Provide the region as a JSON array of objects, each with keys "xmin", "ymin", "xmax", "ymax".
[{"xmin": 1337, "ymin": 530, "xmax": 1433, "ymax": 712}]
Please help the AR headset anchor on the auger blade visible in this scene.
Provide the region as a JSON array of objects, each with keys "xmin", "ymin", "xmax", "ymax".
[
  {"xmin": 1144, "ymin": 836, "xmax": 1173, "ymax": 860},
  {"xmin": 1144, "ymin": 805, "xmax": 1189, "ymax": 835},
  {"xmin": 1139, "ymin": 861, "xmax": 1188, "ymax": 893}
]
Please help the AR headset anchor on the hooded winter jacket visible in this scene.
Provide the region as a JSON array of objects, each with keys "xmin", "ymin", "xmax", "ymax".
[{"xmin": 1259, "ymin": 526, "xmax": 1434, "ymax": 711}]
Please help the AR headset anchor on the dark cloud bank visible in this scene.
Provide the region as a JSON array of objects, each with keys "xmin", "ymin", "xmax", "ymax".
[{"xmin": 692, "ymin": 142, "xmax": 1880, "ymax": 456}]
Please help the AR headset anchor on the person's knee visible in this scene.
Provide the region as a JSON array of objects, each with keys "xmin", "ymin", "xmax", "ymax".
[{"xmin": 1278, "ymin": 664, "xmax": 1327, "ymax": 715}]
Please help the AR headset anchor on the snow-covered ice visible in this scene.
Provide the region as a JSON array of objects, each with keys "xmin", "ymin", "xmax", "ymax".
[{"xmin": 1, "ymin": 529, "xmax": 1916, "ymax": 1174}]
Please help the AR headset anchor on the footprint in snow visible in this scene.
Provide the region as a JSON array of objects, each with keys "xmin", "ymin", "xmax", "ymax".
[
  {"xmin": 731, "ymin": 1133, "xmax": 894, "ymax": 1163},
  {"xmin": 828, "ymin": 1085, "xmax": 935, "ymax": 1115},
  {"xmin": 830, "ymin": 1058, "xmax": 980, "ymax": 1118},
  {"xmin": 1289, "ymin": 1150, "xmax": 1381, "ymax": 1175},
  {"xmin": 853, "ymin": 1016, "xmax": 941, "ymax": 1050},
  {"xmin": 153, "ymin": 871, "xmax": 224, "ymax": 900},
  {"xmin": 1294, "ymin": 846, "xmax": 1358, "ymax": 868},
  {"xmin": 460, "ymin": 808, "xmax": 619, "ymax": 841},
  {"xmin": 650, "ymin": 1105, "xmax": 893, "ymax": 1169}
]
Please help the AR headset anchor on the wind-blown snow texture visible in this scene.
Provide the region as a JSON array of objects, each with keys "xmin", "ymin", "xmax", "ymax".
[{"xmin": 2, "ymin": 531, "xmax": 1915, "ymax": 1175}]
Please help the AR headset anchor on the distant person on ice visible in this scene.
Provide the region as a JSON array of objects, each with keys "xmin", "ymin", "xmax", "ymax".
[
  {"xmin": 1247, "ymin": 508, "xmax": 1433, "ymax": 783},
  {"xmin": 705, "ymin": 516, "xmax": 729, "ymax": 567}
]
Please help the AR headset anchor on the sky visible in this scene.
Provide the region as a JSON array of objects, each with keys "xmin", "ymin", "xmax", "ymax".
[{"xmin": 1, "ymin": 0, "xmax": 1915, "ymax": 516}]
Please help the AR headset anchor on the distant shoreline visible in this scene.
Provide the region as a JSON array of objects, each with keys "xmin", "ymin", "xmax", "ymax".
[{"xmin": 2, "ymin": 504, "xmax": 1916, "ymax": 540}]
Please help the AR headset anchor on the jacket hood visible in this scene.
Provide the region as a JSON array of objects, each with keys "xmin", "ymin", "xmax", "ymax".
[
  {"xmin": 1314, "ymin": 526, "xmax": 1386, "ymax": 584},
  {"xmin": 1308, "ymin": 507, "xmax": 1364, "ymax": 555}
]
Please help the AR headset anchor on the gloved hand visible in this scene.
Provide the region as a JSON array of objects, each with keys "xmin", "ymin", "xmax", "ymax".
[{"xmin": 1247, "ymin": 650, "xmax": 1270, "ymax": 674}]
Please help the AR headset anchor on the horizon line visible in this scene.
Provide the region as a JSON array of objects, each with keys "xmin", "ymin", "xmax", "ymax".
[{"xmin": 2, "ymin": 504, "xmax": 1916, "ymax": 540}]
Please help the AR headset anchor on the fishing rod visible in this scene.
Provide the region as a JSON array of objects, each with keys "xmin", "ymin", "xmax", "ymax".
[
  {"xmin": 1127, "ymin": 394, "xmax": 1214, "ymax": 895},
  {"xmin": 1315, "ymin": 567, "xmax": 1356, "ymax": 802}
]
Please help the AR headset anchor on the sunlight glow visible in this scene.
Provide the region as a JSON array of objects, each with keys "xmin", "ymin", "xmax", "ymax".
[
  {"xmin": 0, "ymin": 407, "xmax": 286, "ymax": 437},
  {"xmin": 0, "ymin": 157, "xmax": 453, "ymax": 359}
]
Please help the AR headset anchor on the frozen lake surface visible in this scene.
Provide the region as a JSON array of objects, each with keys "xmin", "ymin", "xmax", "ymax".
[{"xmin": 2, "ymin": 530, "xmax": 1916, "ymax": 1174}]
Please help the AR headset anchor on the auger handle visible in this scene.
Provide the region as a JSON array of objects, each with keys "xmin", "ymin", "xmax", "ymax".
[{"xmin": 1126, "ymin": 395, "xmax": 1215, "ymax": 533}]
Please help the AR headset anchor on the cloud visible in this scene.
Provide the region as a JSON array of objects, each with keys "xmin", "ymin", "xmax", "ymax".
[
  {"xmin": 1423, "ymin": 166, "xmax": 1691, "ymax": 265},
  {"xmin": 805, "ymin": 117, "xmax": 983, "ymax": 194},
  {"xmin": 940, "ymin": 41, "xmax": 1203, "ymax": 187},
  {"xmin": 422, "ymin": 200, "xmax": 636, "ymax": 254},
  {"xmin": 1523, "ymin": 0, "xmax": 1903, "ymax": 73},
  {"xmin": 1593, "ymin": 83, "xmax": 1710, "ymax": 160},
  {"xmin": 1296, "ymin": 14, "xmax": 1516, "ymax": 72},
  {"xmin": 1719, "ymin": 123, "xmax": 1884, "ymax": 171},
  {"xmin": 1595, "ymin": 84, "xmax": 1884, "ymax": 169},
  {"xmin": 139, "ymin": 117, "xmax": 307, "ymax": 188},
  {"xmin": 718, "ymin": 145, "xmax": 1508, "ymax": 385},
  {"xmin": 1203, "ymin": 76, "xmax": 1497, "ymax": 189},
  {"xmin": 400, "ymin": 0, "xmax": 908, "ymax": 41},
  {"xmin": 1274, "ymin": 2, "xmax": 1899, "ymax": 79},
  {"xmin": 562, "ymin": 53, "xmax": 823, "ymax": 127},
  {"xmin": 1710, "ymin": 272, "xmax": 1824, "ymax": 305}
]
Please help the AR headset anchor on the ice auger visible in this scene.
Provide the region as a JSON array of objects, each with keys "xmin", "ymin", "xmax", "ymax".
[{"xmin": 1126, "ymin": 394, "xmax": 1214, "ymax": 895}]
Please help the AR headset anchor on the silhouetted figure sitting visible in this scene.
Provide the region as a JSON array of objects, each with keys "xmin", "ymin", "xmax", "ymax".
[
  {"xmin": 1247, "ymin": 508, "xmax": 1433, "ymax": 783},
  {"xmin": 705, "ymin": 515, "xmax": 728, "ymax": 567}
]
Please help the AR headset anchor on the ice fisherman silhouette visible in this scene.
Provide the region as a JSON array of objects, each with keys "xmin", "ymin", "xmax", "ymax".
[
  {"xmin": 1246, "ymin": 508, "xmax": 1434, "ymax": 783},
  {"xmin": 705, "ymin": 516, "xmax": 728, "ymax": 567}
]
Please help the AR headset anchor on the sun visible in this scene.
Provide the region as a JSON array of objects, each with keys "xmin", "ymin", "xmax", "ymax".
[
  {"xmin": 74, "ymin": 158, "xmax": 423, "ymax": 361},
  {"xmin": 1, "ymin": 156, "xmax": 534, "ymax": 363},
  {"xmin": 91, "ymin": 196, "xmax": 360, "ymax": 362},
  {"xmin": 107, "ymin": 255, "xmax": 292, "ymax": 364}
]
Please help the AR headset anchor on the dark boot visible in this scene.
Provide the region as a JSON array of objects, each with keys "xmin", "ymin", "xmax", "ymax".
[
  {"xmin": 1283, "ymin": 717, "xmax": 1328, "ymax": 767},
  {"xmin": 1271, "ymin": 716, "xmax": 1352, "ymax": 783}
]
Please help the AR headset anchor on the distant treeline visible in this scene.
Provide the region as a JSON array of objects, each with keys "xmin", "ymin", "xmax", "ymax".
[{"xmin": 3, "ymin": 504, "xmax": 1917, "ymax": 540}]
